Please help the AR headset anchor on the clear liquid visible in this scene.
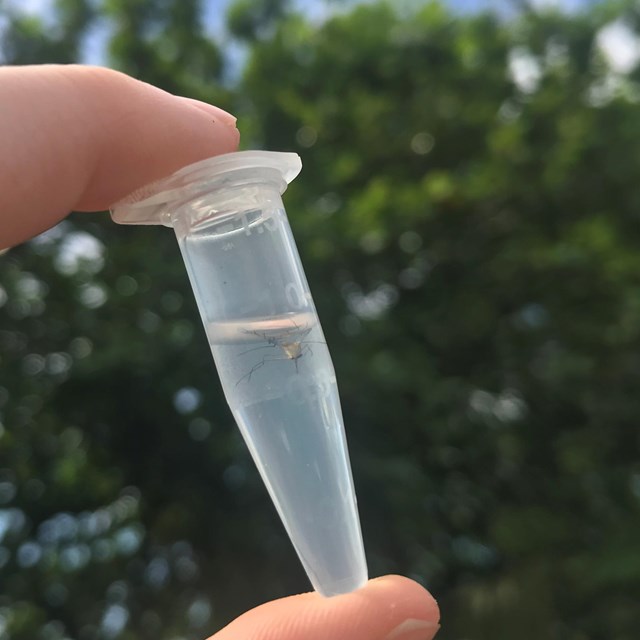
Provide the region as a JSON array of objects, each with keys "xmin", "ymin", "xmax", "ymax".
[
  {"xmin": 207, "ymin": 313, "xmax": 367, "ymax": 595},
  {"xmin": 177, "ymin": 207, "xmax": 367, "ymax": 595}
]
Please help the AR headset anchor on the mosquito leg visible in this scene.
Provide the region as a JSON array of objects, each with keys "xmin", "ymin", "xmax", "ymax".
[
  {"xmin": 236, "ymin": 353, "xmax": 289, "ymax": 386},
  {"xmin": 292, "ymin": 345, "xmax": 313, "ymax": 374},
  {"xmin": 236, "ymin": 358, "xmax": 267, "ymax": 386},
  {"xmin": 237, "ymin": 342, "xmax": 277, "ymax": 357},
  {"xmin": 241, "ymin": 329, "xmax": 279, "ymax": 345}
]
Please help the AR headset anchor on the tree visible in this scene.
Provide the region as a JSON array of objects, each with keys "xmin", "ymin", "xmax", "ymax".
[{"xmin": 2, "ymin": 0, "xmax": 640, "ymax": 638}]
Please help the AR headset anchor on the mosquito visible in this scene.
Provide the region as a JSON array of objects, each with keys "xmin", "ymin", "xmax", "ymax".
[{"xmin": 235, "ymin": 318, "xmax": 325, "ymax": 385}]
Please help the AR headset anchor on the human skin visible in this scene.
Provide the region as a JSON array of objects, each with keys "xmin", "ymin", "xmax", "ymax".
[{"xmin": 0, "ymin": 64, "xmax": 441, "ymax": 640}]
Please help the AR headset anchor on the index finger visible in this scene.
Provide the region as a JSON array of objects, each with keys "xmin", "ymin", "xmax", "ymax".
[{"xmin": 0, "ymin": 64, "xmax": 240, "ymax": 249}]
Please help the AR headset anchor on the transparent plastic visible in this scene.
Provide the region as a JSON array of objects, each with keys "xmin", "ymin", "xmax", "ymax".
[{"xmin": 111, "ymin": 151, "xmax": 368, "ymax": 596}]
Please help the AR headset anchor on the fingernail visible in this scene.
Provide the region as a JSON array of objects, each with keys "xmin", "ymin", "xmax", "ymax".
[
  {"xmin": 385, "ymin": 618, "xmax": 440, "ymax": 640},
  {"xmin": 177, "ymin": 97, "xmax": 237, "ymax": 128}
]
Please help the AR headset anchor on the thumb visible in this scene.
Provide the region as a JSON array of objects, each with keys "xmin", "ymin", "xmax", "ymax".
[{"xmin": 210, "ymin": 575, "xmax": 440, "ymax": 640}]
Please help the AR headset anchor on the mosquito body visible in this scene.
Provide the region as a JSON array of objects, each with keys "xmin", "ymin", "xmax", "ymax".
[{"xmin": 236, "ymin": 318, "xmax": 323, "ymax": 385}]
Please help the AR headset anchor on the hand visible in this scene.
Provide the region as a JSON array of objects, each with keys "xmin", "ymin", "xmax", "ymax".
[
  {"xmin": 0, "ymin": 64, "xmax": 441, "ymax": 639},
  {"xmin": 0, "ymin": 64, "xmax": 240, "ymax": 248},
  {"xmin": 210, "ymin": 575, "xmax": 439, "ymax": 640}
]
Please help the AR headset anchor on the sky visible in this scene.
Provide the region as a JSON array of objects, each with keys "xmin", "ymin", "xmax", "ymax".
[
  {"xmin": 3, "ymin": 0, "xmax": 601, "ymax": 68},
  {"xmin": 3, "ymin": 0, "xmax": 635, "ymax": 75},
  {"xmin": 2, "ymin": 0, "xmax": 638, "ymax": 91},
  {"xmin": 2, "ymin": 0, "xmax": 637, "ymax": 261},
  {"xmin": 3, "ymin": 0, "xmax": 637, "ymax": 105}
]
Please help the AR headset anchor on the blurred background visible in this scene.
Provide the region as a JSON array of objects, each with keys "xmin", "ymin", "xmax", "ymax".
[{"xmin": 2, "ymin": 0, "xmax": 640, "ymax": 638}]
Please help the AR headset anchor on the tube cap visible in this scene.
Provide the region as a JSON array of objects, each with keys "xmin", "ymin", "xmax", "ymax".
[{"xmin": 110, "ymin": 150, "xmax": 302, "ymax": 227}]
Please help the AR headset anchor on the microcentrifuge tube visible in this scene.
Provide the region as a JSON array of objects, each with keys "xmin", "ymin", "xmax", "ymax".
[{"xmin": 110, "ymin": 151, "xmax": 368, "ymax": 596}]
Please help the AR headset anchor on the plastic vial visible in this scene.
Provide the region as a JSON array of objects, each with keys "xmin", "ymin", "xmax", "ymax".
[{"xmin": 110, "ymin": 150, "xmax": 368, "ymax": 596}]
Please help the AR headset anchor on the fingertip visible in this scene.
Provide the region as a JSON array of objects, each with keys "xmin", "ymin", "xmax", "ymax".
[
  {"xmin": 78, "ymin": 88, "xmax": 241, "ymax": 211},
  {"xmin": 366, "ymin": 575, "xmax": 440, "ymax": 623},
  {"xmin": 176, "ymin": 96, "xmax": 238, "ymax": 127},
  {"xmin": 211, "ymin": 575, "xmax": 439, "ymax": 640},
  {"xmin": 0, "ymin": 64, "xmax": 242, "ymax": 247}
]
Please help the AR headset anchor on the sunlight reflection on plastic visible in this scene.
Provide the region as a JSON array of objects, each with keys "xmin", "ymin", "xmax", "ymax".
[{"xmin": 111, "ymin": 151, "xmax": 368, "ymax": 597}]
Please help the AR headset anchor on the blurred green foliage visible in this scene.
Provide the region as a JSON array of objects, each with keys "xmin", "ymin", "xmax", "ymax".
[{"xmin": 2, "ymin": 0, "xmax": 640, "ymax": 638}]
